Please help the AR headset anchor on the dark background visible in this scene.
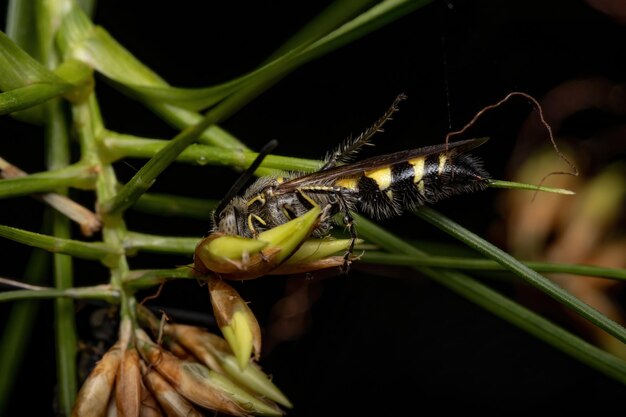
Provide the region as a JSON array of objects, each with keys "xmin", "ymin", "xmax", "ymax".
[{"xmin": 1, "ymin": 0, "xmax": 625, "ymax": 415}]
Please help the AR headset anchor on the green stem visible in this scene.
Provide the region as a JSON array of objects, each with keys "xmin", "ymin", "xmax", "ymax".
[
  {"xmin": 72, "ymin": 93, "xmax": 137, "ymax": 338},
  {"xmin": 0, "ymin": 285, "xmax": 118, "ymax": 302},
  {"xmin": 266, "ymin": 0, "xmax": 377, "ymax": 60},
  {"xmin": 361, "ymin": 252, "xmax": 626, "ymax": 281},
  {"xmin": 45, "ymin": 99, "xmax": 77, "ymax": 417},
  {"xmin": 355, "ymin": 215, "xmax": 626, "ymax": 384},
  {"xmin": 145, "ymin": 103, "xmax": 247, "ymax": 149},
  {"xmin": 133, "ymin": 193, "xmax": 217, "ymax": 220},
  {"xmin": 125, "ymin": 232, "xmax": 199, "ymax": 255},
  {"xmin": 0, "ymin": 82, "xmax": 74, "ymax": 115},
  {"xmin": 0, "ymin": 248, "xmax": 48, "ymax": 414},
  {"xmin": 0, "ymin": 224, "xmax": 118, "ymax": 261},
  {"xmin": 204, "ymin": 0, "xmax": 431, "ymax": 132},
  {"xmin": 100, "ymin": 102, "xmax": 235, "ymax": 215},
  {"xmin": 101, "ymin": 131, "xmax": 321, "ymax": 171},
  {"xmin": 124, "ymin": 267, "xmax": 197, "ymax": 291},
  {"xmin": 0, "ymin": 163, "xmax": 96, "ymax": 198},
  {"xmin": 488, "ymin": 179, "xmax": 575, "ymax": 195},
  {"xmin": 412, "ymin": 207, "xmax": 626, "ymax": 344}
]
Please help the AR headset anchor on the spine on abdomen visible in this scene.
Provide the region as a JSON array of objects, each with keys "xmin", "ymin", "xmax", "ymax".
[{"xmin": 354, "ymin": 151, "xmax": 490, "ymax": 219}]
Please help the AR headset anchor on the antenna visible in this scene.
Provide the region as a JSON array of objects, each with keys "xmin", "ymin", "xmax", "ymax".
[{"xmin": 213, "ymin": 139, "xmax": 278, "ymax": 223}]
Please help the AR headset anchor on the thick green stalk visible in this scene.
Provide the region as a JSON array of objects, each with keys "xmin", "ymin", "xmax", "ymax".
[
  {"xmin": 0, "ymin": 82, "xmax": 74, "ymax": 115},
  {"xmin": 46, "ymin": 99, "xmax": 77, "ymax": 417},
  {"xmin": 72, "ymin": 93, "xmax": 137, "ymax": 333},
  {"xmin": 6, "ymin": 0, "xmax": 40, "ymax": 60},
  {"xmin": 41, "ymin": 3, "xmax": 79, "ymax": 401}
]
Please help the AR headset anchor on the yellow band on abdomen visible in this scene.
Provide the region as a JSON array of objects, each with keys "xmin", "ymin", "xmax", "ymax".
[{"xmin": 364, "ymin": 167, "xmax": 392, "ymax": 190}]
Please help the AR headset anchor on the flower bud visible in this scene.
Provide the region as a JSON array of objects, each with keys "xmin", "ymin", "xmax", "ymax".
[
  {"xmin": 194, "ymin": 205, "xmax": 323, "ymax": 280},
  {"xmin": 136, "ymin": 330, "xmax": 281, "ymax": 416},
  {"xmin": 72, "ymin": 343, "xmax": 121, "ymax": 417},
  {"xmin": 115, "ymin": 347, "xmax": 142, "ymax": 417},
  {"xmin": 208, "ymin": 277, "xmax": 261, "ymax": 369},
  {"xmin": 169, "ymin": 324, "xmax": 292, "ymax": 408}
]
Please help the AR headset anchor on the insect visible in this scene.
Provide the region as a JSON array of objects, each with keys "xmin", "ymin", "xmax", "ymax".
[{"xmin": 212, "ymin": 94, "xmax": 490, "ymax": 271}]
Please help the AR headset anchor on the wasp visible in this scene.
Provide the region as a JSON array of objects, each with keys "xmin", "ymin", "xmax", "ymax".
[{"xmin": 212, "ymin": 94, "xmax": 490, "ymax": 271}]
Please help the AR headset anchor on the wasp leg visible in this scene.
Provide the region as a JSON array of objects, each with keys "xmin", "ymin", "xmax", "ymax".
[
  {"xmin": 341, "ymin": 211, "xmax": 357, "ymax": 274},
  {"xmin": 295, "ymin": 188, "xmax": 320, "ymax": 208},
  {"xmin": 281, "ymin": 203, "xmax": 297, "ymax": 220},
  {"xmin": 247, "ymin": 213, "xmax": 267, "ymax": 238}
]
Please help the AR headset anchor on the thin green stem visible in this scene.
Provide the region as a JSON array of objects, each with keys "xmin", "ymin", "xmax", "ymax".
[
  {"xmin": 266, "ymin": 0, "xmax": 376, "ymax": 60},
  {"xmin": 102, "ymin": 132, "xmax": 321, "ymax": 171},
  {"xmin": 100, "ymin": 103, "xmax": 232, "ymax": 215},
  {"xmin": 205, "ymin": 0, "xmax": 431, "ymax": 132},
  {"xmin": 44, "ymin": 100, "xmax": 77, "ymax": 417},
  {"xmin": 0, "ymin": 82, "xmax": 74, "ymax": 115},
  {"xmin": 432, "ymin": 269, "xmax": 626, "ymax": 383},
  {"xmin": 134, "ymin": 193, "xmax": 217, "ymax": 220},
  {"xmin": 125, "ymin": 232, "xmax": 199, "ymax": 255},
  {"xmin": 72, "ymin": 93, "xmax": 137, "ymax": 337},
  {"xmin": 412, "ymin": 207, "xmax": 626, "ymax": 344},
  {"xmin": 124, "ymin": 267, "xmax": 198, "ymax": 291},
  {"xmin": 0, "ymin": 163, "xmax": 96, "ymax": 199},
  {"xmin": 0, "ymin": 224, "xmax": 118, "ymax": 261},
  {"xmin": 0, "ymin": 285, "xmax": 118, "ymax": 302},
  {"xmin": 355, "ymin": 215, "xmax": 626, "ymax": 384},
  {"xmin": 488, "ymin": 179, "xmax": 575, "ymax": 195},
  {"xmin": 0, "ymin": 248, "xmax": 48, "ymax": 415},
  {"xmin": 361, "ymin": 252, "xmax": 626, "ymax": 281},
  {"xmin": 146, "ymin": 103, "xmax": 249, "ymax": 149}
]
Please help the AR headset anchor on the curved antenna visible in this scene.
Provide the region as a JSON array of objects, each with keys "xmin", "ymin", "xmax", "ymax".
[{"xmin": 213, "ymin": 139, "xmax": 278, "ymax": 223}]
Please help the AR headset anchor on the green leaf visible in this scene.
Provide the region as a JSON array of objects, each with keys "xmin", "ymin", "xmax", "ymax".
[
  {"xmin": 0, "ymin": 31, "xmax": 61, "ymax": 88},
  {"xmin": 0, "ymin": 31, "xmax": 76, "ymax": 118},
  {"xmin": 59, "ymin": 1, "xmax": 431, "ymax": 118},
  {"xmin": 5, "ymin": 0, "xmax": 40, "ymax": 61}
]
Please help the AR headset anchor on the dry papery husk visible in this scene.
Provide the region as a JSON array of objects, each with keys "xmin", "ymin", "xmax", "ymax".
[{"xmin": 72, "ymin": 343, "xmax": 121, "ymax": 417}]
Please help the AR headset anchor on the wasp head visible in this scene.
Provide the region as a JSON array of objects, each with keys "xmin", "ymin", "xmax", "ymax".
[{"xmin": 212, "ymin": 196, "xmax": 248, "ymax": 236}]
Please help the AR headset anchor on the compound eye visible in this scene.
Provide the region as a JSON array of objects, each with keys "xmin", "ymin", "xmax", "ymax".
[{"xmin": 218, "ymin": 209, "xmax": 239, "ymax": 235}]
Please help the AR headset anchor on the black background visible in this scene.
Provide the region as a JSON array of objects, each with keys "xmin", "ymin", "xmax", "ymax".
[{"xmin": 1, "ymin": 0, "xmax": 626, "ymax": 415}]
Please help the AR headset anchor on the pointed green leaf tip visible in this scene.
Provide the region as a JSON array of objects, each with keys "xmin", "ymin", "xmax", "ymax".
[
  {"xmin": 256, "ymin": 204, "xmax": 322, "ymax": 263},
  {"xmin": 488, "ymin": 179, "xmax": 575, "ymax": 195},
  {"xmin": 202, "ymin": 235, "xmax": 268, "ymax": 261}
]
